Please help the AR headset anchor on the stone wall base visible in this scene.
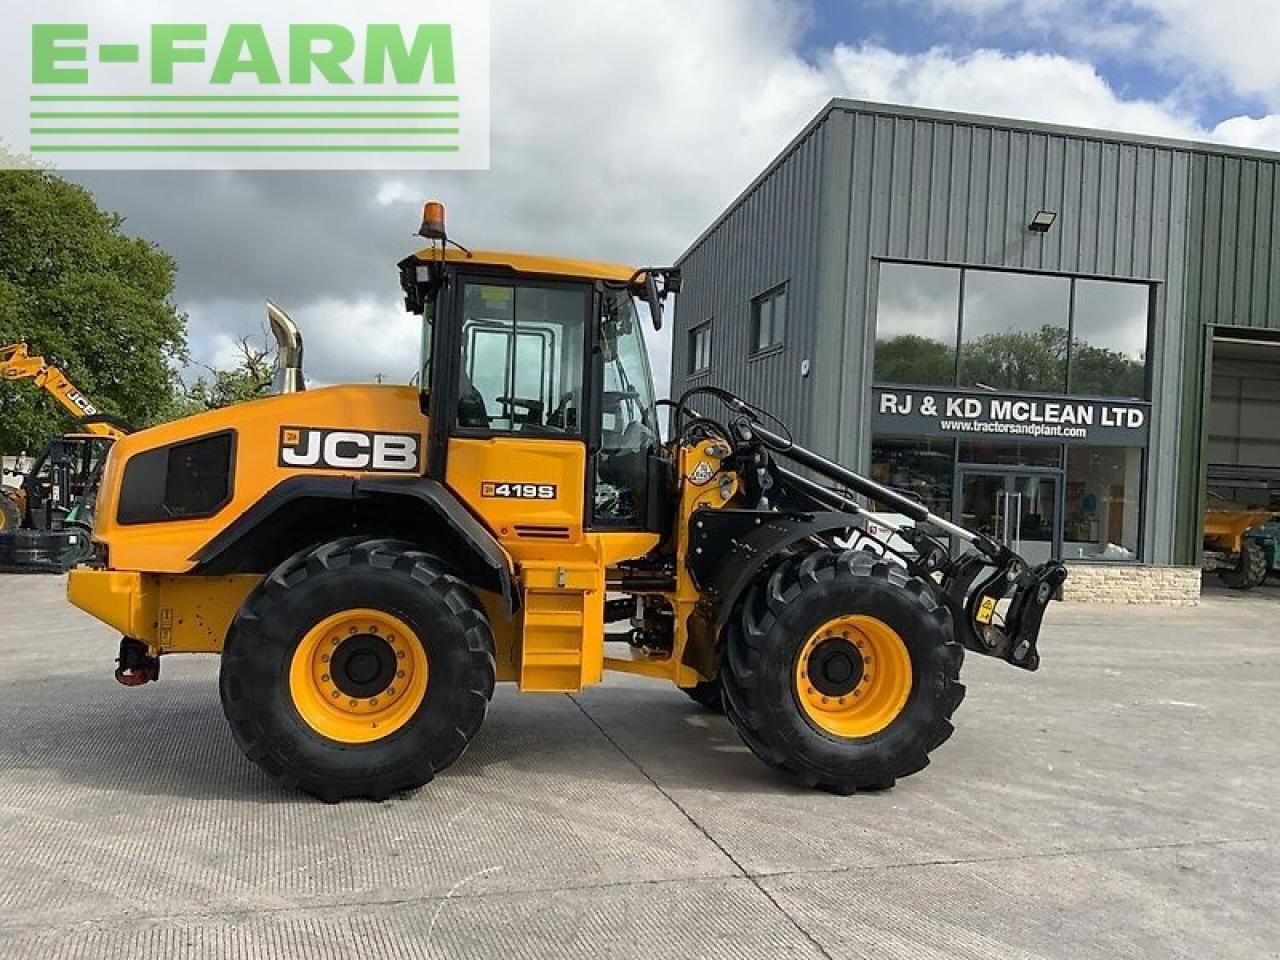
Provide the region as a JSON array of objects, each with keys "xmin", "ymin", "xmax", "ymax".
[{"xmin": 1060, "ymin": 563, "xmax": 1201, "ymax": 605}]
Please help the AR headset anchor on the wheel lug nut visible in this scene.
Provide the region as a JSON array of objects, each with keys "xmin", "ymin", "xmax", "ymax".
[
  {"xmin": 821, "ymin": 696, "xmax": 829, "ymax": 704},
  {"xmin": 349, "ymin": 699, "xmax": 357, "ymax": 707},
  {"xmin": 331, "ymin": 691, "xmax": 340, "ymax": 699},
  {"xmin": 370, "ymin": 698, "xmax": 379, "ymax": 706},
  {"xmin": 349, "ymin": 627, "xmax": 357, "ymax": 635},
  {"xmin": 321, "ymin": 674, "xmax": 329, "ymax": 682},
  {"xmin": 397, "ymin": 651, "xmax": 405, "ymax": 660},
  {"xmin": 396, "ymin": 670, "xmax": 405, "ymax": 679},
  {"xmin": 321, "ymin": 654, "xmax": 330, "ymax": 662}
]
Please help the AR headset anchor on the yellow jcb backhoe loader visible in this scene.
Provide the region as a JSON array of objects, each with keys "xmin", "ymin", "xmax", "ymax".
[{"xmin": 66, "ymin": 203, "xmax": 1066, "ymax": 800}]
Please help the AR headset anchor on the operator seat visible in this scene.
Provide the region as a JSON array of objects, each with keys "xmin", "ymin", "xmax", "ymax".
[{"xmin": 457, "ymin": 370, "xmax": 490, "ymax": 428}]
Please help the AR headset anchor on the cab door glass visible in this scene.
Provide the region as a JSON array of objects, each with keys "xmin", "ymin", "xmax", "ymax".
[
  {"xmin": 458, "ymin": 282, "xmax": 587, "ymax": 434},
  {"xmin": 594, "ymin": 289, "xmax": 660, "ymax": 525}
]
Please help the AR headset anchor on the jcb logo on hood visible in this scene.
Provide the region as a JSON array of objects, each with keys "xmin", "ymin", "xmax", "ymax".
[{"xmin": 279, "ymin": 427, "xmax": 421, "ymax": 473}]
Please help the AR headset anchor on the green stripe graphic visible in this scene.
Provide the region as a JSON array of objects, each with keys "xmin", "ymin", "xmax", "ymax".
[
  {"xmin": 32, "ymin": 128, "xmax": 460, "ymax": 136},
  {"xmin": 30, "ymin": 95, "xmax": 459, "ymax": 102},
  {"xmin": 30, "ymin": 144, "xmax": 462, "ymax": 153},
  {"xmin": 31, "ymin": 112, "xmax": 459, "ymax": 119},
  {"xmin": 97, "ymin": 45, "xmax": 140, "ymax": 64}
]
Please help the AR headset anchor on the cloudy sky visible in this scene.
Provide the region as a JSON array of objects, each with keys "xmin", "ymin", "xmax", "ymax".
[{"xmin": 69, "ymin": 0, "xmax": 1280, "ymax": 396}]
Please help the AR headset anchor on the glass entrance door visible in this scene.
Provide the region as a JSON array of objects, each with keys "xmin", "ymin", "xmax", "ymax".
[{"xmin": 959, "ymin": 471, "xmax": 1060, "ymax": 565}]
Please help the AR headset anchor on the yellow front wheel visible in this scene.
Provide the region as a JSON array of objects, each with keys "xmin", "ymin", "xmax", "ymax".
[
  {"xmin": 220, "ymin": 538, "xmax": 496, "ymax": 802},
  {"xmin": 721, "ymin": 550, "xmax": 965, "ymax": 795}
]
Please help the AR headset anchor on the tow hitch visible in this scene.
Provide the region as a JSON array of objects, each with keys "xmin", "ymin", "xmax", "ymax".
[{"xmin": 115, "ymin": 637, "xmax": 159, "ymax": 686}]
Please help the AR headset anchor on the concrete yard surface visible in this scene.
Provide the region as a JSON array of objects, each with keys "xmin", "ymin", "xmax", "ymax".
[{"xmin": 0, "ymin": 573, "xmax": 1276, "ymax": 959}]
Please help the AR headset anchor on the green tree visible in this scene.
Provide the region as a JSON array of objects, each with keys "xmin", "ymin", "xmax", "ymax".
[
  {"xmin": 164, "ymin": 332, "xmax": 276, "ymax": 418},
  {"xmin": 1068, "ymin": 341, "xmax": 1145, "ymax": 398},
  {"xmin": 873, "ymin": 334, "xmax": 956, "ymax": 385},
  {"xmin": 960, "ymin": 325, "xmax": 1068, "ymax": 392},
  {"xmin": 0, "ymin": 167, "xmax": 187, "ymax": 453}
]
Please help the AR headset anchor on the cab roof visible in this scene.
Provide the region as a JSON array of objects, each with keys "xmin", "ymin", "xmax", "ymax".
[{"xmin": 409, "ymin": 246, "xmax": 637, "ymax": 283}]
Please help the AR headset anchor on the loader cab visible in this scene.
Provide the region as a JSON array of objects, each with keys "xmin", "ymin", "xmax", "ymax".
[
  {"xmin": 19, "ymin": 434, "xmax": 112, "ymax": 529},
  {"xmin": 400, "ymin": 249, "xmax": 668, "ymax": 536}
]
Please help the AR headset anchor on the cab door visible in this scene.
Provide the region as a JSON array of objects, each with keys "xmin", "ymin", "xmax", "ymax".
[
  {"xmin": 436, "ymin": 274, "xmax": 603, "ymax": 691},
  {"xmin": 439, "ymin": 275, "xmax": 593, "ymax": 558}
]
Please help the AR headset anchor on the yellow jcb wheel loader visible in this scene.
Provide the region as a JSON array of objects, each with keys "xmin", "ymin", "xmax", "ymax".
[{"xmin": 66, "ymin": 203, "xmax": 1067, "ymax": 801}]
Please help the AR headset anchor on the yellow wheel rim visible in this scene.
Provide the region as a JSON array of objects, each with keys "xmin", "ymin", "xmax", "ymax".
[
  {"xmin": 288, "ymin": 608, "xmax": 428, "ymax": 744},
  {"xmin": 794, "ymin": 615, "xmax": 912, "ymax": 739}
]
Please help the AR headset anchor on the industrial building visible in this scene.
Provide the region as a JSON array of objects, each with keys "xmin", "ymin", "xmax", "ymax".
[{"xmin": 672, "ymin": 99, "xmax": 1280, "ymax": 576}]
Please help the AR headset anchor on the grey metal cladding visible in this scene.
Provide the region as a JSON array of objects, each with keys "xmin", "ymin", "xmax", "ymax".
[
  {"xmin": 1188, "ymin": 152, "xmax": 1280, "ymax": 333},
  {"xmin": 671, "ymin": 116, "xmax": 829, "ymax": 440}
]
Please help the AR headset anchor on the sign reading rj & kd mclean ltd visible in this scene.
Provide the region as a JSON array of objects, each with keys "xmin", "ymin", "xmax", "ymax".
[{"xmin": 872, "ymin": 386, "xmax": 1150, "ymax": 447}]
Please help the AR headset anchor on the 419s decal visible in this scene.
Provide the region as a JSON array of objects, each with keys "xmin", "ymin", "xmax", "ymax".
[{"xmin": 481, "ymin": 482, "xmax": 557, "ymax": 500}]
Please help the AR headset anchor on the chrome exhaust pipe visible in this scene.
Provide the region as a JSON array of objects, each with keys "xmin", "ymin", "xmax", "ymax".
[{"xmin": 266, "ymin": 301, "xmax": 306, "ymax": 394}]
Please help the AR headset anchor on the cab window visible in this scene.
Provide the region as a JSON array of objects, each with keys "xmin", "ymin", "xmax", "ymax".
[
  {"xmin": 457, "ymin": 281, "xmax": 587, "ymax": 434},
  {"xmin": 594, "ymin": 289, "xmax": 659, "ymax": 525}
]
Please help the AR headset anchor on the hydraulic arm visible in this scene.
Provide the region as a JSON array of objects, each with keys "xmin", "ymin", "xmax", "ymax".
[{"xmin": 0, "ymin": 343, "xmax": 126, "ymax": 439}]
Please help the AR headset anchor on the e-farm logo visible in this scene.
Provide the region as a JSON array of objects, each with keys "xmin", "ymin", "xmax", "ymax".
[{"xmin": 0, "ymin": 1, "xmax": 490, "ymax": 170}]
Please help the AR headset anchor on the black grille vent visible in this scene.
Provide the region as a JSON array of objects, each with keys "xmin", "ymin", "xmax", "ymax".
[{"xmin": 118, "ymin": 431, "xmax": 235, "ymax": 525}]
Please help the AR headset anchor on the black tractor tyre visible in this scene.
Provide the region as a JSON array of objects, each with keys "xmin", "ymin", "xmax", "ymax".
[
  {"xmin": 0, "ymin": 494, "xmax": 21, "ymax": 533},
  {"xmin": 720, "ymin": 549, "xmax": 965, "ymax": 795},
  {"xmin": 219, "ymin": 537, "xmax": 496, "ymax": 801},
  {"xmin": 683, "ymin": 677, "xmax": 725, "ymax": 713},
  {"xmin": 1220, "ymin": 540, "xmax": 1268, "ymax": 591}
]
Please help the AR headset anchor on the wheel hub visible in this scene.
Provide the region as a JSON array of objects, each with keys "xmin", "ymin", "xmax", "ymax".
[
  {"xmin": 794, "ymin": 615, "xmax": 913, "ymax": 739},
  {"xmin": 806, "ymin": 637, "xmax": 864, "ymax": 697},
  {"xmin": 288, "ymin": 609, "xmax": 429, "ymax": 744},
  {"xmin": 330, "ymin": 634, "xmax": 397, "ymax": 699}
]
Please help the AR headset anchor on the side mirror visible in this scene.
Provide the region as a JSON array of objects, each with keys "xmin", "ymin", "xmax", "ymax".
[{"xmin": 644, "ymin": 272, "xmax": 663, "ymax": 332}]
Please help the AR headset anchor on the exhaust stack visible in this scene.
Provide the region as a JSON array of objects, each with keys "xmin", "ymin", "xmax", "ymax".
[{"xmin": 266, "ymin": 301, "xmax": 306, "ymax": 394}]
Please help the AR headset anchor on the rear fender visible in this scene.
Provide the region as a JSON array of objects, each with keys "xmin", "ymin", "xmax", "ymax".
[{"xmin": 189, "ymin": 475, "xmax": 514, "ymax": 612}]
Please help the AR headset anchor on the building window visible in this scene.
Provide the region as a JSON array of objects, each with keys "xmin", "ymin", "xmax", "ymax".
[
  {"xmin": 689, "ymin": 321, "xmax": 712, "ymax": 374},
  {"xmin": 1063, "ymin": 446, "xmax": 1144, "ymax": 561},
  {"xmin": 873, "ymin": 263, "xmax": 1152, "ymax": 399},
  {"xmin": 874, "ymin": 263, "xmax": 960, "ymax": 386},
  {"xmin": 752, "ymin": 284, "xmax": 788, "ymax": 353},
  {"xmin": 960, "ymin": 270, "xmax": 1071, "ymax": 393},
  {"xmin": 1069, "ymin": 279, "xmax": 1150, "ymax": 399},
  {"xmin": 869, "ymin": 436, "xmax": 955, "ymax": 538}
]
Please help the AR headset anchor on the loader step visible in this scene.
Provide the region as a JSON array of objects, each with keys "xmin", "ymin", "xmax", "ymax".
[{"xmin": 517, "ymin": 561, "xmax": 604, "ymax": 692}]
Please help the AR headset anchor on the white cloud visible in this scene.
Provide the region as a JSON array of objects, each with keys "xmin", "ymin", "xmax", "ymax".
[
  {"xmin": 903, "ymin": 0, "xmax": 1280, "ymax": 108},
  {"xmin": 820, "ymin": 45, "xmax": 1200, "ymax": 138},
  {"xmin": 1129, "ymin": 0, "xmax": 1280, "ymax": 103},
  {"xmin": 1210, "ymin": 114, "xmax": 1280, "ymax": 150}
]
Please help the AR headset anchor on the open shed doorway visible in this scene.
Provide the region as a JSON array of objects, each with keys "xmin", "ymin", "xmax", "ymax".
[{"xmin": 1208, "ymin": 335, "xmax": 1280, "ymax": 510}]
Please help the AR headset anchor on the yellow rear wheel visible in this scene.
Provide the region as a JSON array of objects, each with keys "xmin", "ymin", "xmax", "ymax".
[
  {"xmin": 794, "ymin": 615, "xmax": 912, "ymax": 739},
  {"xmin": 219, "ymin": 538, "xmax": 495, "ymax": 801},
  {"xmin": 288, "ymin": 608, "xmax": 429, "ymax": 744}
]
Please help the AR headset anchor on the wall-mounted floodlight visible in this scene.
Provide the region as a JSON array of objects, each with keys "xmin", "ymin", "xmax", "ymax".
[{"xmin": 1028, "ymin": 210, "xmax": 1058, "ymax": 233}]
